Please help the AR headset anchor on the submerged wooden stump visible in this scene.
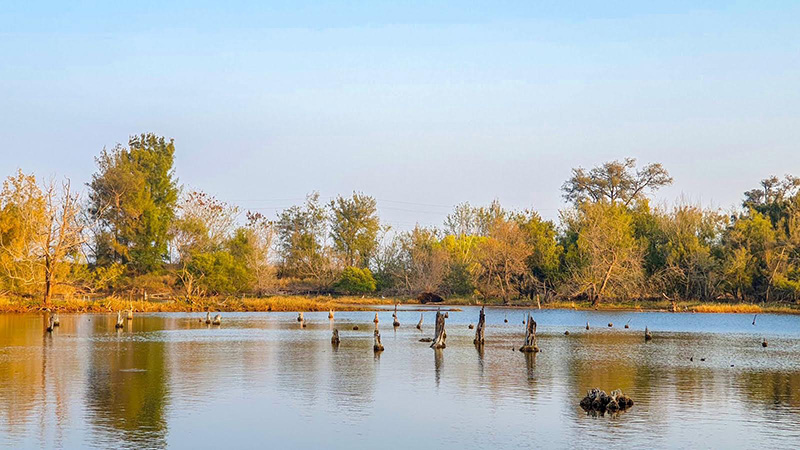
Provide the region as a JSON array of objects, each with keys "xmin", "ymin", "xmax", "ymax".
[
  {"xmin": 205, "ymin": 312, "xmax": 211, "ymax": 324},
  {"xmin": 416, "ymin": 313, "xmax": 423, "ymax": 330},
  {"xmin": 580, "ymin": 388, "xmax": 634, "ymax": 415},
  {"xmin": 212, "ymin": 314, "xmax": 221, "ymax": 325},
  {"xmin": 762, "ymin": 338, "xmax": 768, "ymax": 348},
  {"xmin": 127, "ymin": 309, "xmax": 133, "ymax": 321},
  {"xmin": 52, "ymin": 312, "xmax": 60, "ymax": 327},
  {"xmin": 392, "ymin": 304, "xmax": 400, "ymax": 327},
  {"xmin": 586, "ymin": 321, "xmax": 590, "ymax": 330},
  {"xmin": 373, "ymin": 312, "xmax": 379, "ymax": 324},
  {"xmin": 373, "ymin": 329, "xmax": 384, "ymax": 352},
  {"xmin": 473, "ymin": 306, "xmax": 485, "ymax": 345},
  {"xmin": 644, "ymin": 326, "xmax": 652, "ymax": 341},
  {"xmin": 331, "ymin": 328, "xmax": 340, "ymax": 345},
  {"xmin": 115, "ymin": 311, "xmax": 124, "ymax": 329},
  {"xmin": 430, "ymin": 311, "xmax": 447, "ymax": 349},
  {"xmin": 328, "ymin": 310, "xmax": 334, "ymax": 320},
  {"xmin": 297, "ymin": 312, "xmax": 304, "ymax": 322},
  {"xmin": 519, "ymin": 312, "xmax": 539, "ymax": 353},
  {"xmin": 46, "ymin": 314, "xmax": 56, "ymax": 333}
]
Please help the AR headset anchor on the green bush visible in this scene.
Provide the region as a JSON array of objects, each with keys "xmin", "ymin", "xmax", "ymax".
[{"xmin": 334, "ymin": 266, "xmax": 377, "ymax": 294}]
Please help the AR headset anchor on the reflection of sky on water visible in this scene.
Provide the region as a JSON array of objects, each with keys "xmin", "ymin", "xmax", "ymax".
[{"xmin": 1, "ymin": 308, "xmax": 799, "ymax": 449}]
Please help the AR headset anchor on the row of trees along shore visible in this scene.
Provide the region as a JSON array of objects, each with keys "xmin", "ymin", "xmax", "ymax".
[{"xmin": 2, "ymin": 133, "xmax": 800, "ymax": 308}]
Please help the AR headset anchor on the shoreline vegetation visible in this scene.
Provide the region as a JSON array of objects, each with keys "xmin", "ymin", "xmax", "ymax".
[
  {"xmin": 3, "ymin": 134, "xmax": 800, "ymax": 314},
  {"xmin": 1, "ymin": 294, "xmax": 797, "ymax": 315}
]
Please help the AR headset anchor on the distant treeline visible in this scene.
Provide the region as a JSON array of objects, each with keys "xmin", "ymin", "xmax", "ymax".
[{"xmin": 2, "ymin": 133, "xmax": 799, "ymax": 306}]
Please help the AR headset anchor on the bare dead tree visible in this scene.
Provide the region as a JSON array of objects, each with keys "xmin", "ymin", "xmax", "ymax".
[
  {"xmin": 519, "ymin": 312, "xmax": 539, "ymax": 352},
  {"xmin": 430, "ymin": 310, "xmax": 446, "ymax": 349},
  {"xmin": 474, "ymin": 306, "xmax": 486, "ymax": 345}
]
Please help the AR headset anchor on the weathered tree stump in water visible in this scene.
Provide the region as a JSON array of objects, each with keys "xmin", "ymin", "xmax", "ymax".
[
  {"xmin": 392, "ymin": 304, "xmax": 400, "ymax": 327},
  {"xmin": 331, "ymin": 328, "xmax": 340, "ymax": 345},
  {"xmin": 373, "ymin": 313, "xmax": 379, "ymax": 324},
  {"xmin": 586, "ymin": 321, "xmax": 590, "ymax": 330},
  {"xmin": 430, "ymin": 311, "xmax": 447, "ymax": 349},
  {"xmin": 608, "ymin": 322, "xmax": 613, "ymax": 327},
  {"xmin": 373, "ymin": 329, "xmax": 384, "ymax": 352},
  {"xmin": 416, "ymin": 313, "xmax": 423, "ymax": 330},
  {"xmin": 46, "ymin": 314, "xmax": 56, "ymax": 333},
  {"xmin": 519, "ymin": 312, "xmax": 539, "ymax": 353},
  {"xmin": 212, "ymin": 314, "xmax": 221, "ymax": 325},
  {"xmin": 115, "ymin": 311, "xmax": 124, "ymax": 329},
  {"xmin": 127, "ymin": 309, "xmax": 133, "ymax": 321},
  {"xmin": 52, "ymin": 312, "xmax": 60, "ymax": 327},
  {"xmin": 762, "ymin": 338, "xmax": 768, "ymax": 348},
  {"xmin": 468, "ymin": 324, "xmax": 474, "ymax": 329},
  {"xmin": 205, "ymin": 312, "xmax": 211, "ymax": 324},
  {"xmin": 580, "ymin": 388, "xmax": 634, "ymax": 415},
  {"xmin": 328, "ymin": 310, "xmax": 334, "ymax": 320},
  {"xmin": 644, "ymin": 327, "xmax": 652, "ymax": 341},
  {"xmin": 297, "ymin": 312, "xmax": 304, "ymax": 322},
  {"xmin": 564, "ymin": 330, "xmax": 570, "ymax": 335},
  {"xmin": 474, "ymin": 306, "xmax": 485, "ymax": 345},
  {"xmin": 352, "ymin": 325, "xmax": 359, "ymax": 330}
]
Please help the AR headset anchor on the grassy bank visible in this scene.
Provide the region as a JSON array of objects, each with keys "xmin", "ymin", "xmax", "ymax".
[
  {"xmin": 1, "ymin": 294, "xmax": 798, "ymax": 315},
  {"xmin": 0, "ymin": 295, "xmax": 395, "ymax": 314},
  {"xmin": 437, "ymin": 296, "xmax": 800, "ymax": 315}
]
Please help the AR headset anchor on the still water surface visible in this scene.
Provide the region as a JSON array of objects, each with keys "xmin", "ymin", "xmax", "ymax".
[{"xmin": 1, "ymin": 307, "xmax": 799, "ymax": 449}]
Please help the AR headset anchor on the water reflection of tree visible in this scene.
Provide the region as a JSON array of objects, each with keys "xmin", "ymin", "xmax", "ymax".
[
  {"xmin": 0, "ymin": 314, "xmax": 82, "ymax": 445},
  {"xmin": 85, "ymin": 319, "xmax": 169, "ymax": 449},
  {"xmin": 738, "ymin": 371, "xmax": 800, "ymax": 408}
]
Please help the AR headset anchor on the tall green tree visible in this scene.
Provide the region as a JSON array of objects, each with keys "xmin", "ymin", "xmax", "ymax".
[
  {"xmin": 276, "ymin": 192, "xmax": 336, "ymax": 284},
  {"xmin": 88, "ymin": 134, "xmax": 179, "ymax": 273},
  {"xmin": 329, "ymin": 192, "xmax": 380, "ymax": 267}
]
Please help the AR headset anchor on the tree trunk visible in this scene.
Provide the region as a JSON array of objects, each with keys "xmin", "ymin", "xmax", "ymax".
[
  {"xmin": 416, "ymin": 313, "xmax": 423, "ymax": 330},
  {"xmin": 519, "ymin": 312, "xmax": 539, "ymax": 352},
  {"xmin": 430, "ymin": 310, "xmax": 446, "ymax": 349},
  {"xmin": 373, "ymin": 329, "xmax": 384, "ymax": 352},
  {"xmin": 474, "ymin": 306, "xmax": 485, "ymax": 345}
]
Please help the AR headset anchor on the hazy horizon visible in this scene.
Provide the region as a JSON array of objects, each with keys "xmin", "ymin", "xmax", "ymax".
[{"xmin": 2, "ymin": 1, "xmax": 799, "ymax": 228}]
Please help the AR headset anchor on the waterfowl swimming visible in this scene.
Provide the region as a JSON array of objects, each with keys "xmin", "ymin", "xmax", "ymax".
[{"xmin": 115, "ymin": 311, "xmax": 124, "ymax": 329}]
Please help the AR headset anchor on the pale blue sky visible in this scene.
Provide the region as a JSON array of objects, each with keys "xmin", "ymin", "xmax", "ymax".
[{"xmin": 1, "ymin": 1, "xmax": 799, "ymax": 228}]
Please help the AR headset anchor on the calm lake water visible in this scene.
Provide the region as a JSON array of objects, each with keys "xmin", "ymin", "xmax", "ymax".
[{"xmin": 1, "ymin": 307, "xmax": 800, "ymax": 449}]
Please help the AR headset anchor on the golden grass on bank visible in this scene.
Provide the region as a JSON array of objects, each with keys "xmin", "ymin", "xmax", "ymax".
[
  {"xmin": 0, "ymin": 294, "xmax": 395, "ymax": 313},
  {"xmin": 690, "ymin": 303, "xmax": 763, "ymax": 314}
]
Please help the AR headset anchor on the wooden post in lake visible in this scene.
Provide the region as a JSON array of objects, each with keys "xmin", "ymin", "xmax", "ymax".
[
  {"xmin": 52, "ymin": 312, "xmax": 60, "ymax": 327},
  {"xmin": 430, "ymin": 310, "xmax": 447, "ymax": 349},
  {"xmin": 212, "ymin": 314, "xmax": 221, "ymax": 325},
  {"xmin": 416, "ymin": 313, "xmax": 423, "ymax": 330},
  {"xmin": 373, "ymin": 312, "xmax": 379, "ymax": 324},
  {"xmin": 205, "ymin": 312, "xmax": 211, "ymax": 324},
  {"xmin": 328, "ymin": 309, "xmax": 334, "ymax": 320},
  {"xmin": 115, "ymin": 311, "xmax": 124, "ymax": 329},
  {"xmin": 46, "ymin": 314, "xmax": 56, "ymax": 333},
  {"xmin": 474, "ymin": 306, "xmax": 486, "ymax": 345},
  {"xmin": 331, "ymin": 328, "xmax": 340, "ymax": 345},
  {"xmin": 644, "ymin": 326, "xmax": 652, "ymax": 341},
  {"xmin": 297, "ymin": 312, "xmax": 304, "ymax": 322},
  {"xmin": 519, "ymin": 312, "xmax": 539, "ymax": 352},
  {"xmin": 393, "ymin": 304, "xmax": 400, "ymax": 327},
  {"xmin": 373, "ymin": 329, "xmax": 384, "ymax": 352}
]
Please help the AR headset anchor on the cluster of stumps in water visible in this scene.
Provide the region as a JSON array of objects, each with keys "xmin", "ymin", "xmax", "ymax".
[{"xmin": 580, "ymin": 388, "xmax": 635, "ymax": 416}]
